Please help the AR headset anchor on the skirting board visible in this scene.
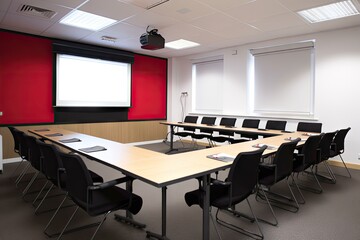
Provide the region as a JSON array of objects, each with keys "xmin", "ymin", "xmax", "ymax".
[{"xmin": 328, "ymin": 159, "xmax": 360, "ymax": 170}]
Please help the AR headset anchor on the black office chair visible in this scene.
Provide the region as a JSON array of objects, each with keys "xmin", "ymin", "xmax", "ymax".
[
  {"xmin": 8, "ymin": 127, "xmax": 23, "ymax": 177},
  {"xmin": 174, "ymin": 115, "xmax": 198, "ymax": 147},
  {"xmin": 35, "ymin": 141, "xmax": 103, "ymax": 215},
  {"xmin": 329, "ymin": 127, "xmax": 351, "ymax": 178},
  {"xmin": 191, "ymin": 117, "xmax": 216, "ymax": 148},
  {"xmin": 265, "ymin": 120, "xmax": 287, "ymax": 131},
  {"xmin": 13, "ymin": 130, "xmax": 31, "ymax": 187},
  {"xmin": 184, "ymin": 146, "xmax": 267, "ymax": 240},
  {"xmin": 229, "ymin": 119, "xmax": 260, "ymax": 144},
  {"xmin": 297, "ymin": 122, "xmax": 322, "ymax": 133},
  {"xmin": 315, "ymin": 131, "xmax": 337, "ymax": 183},
  {"xmin": 257, "ymin": 138, "xmax": 301, "ymax": 222},
  {"xmin": 21, "ymin": 135, "xmax": 44, "ymax": 198},
  {"xmin": 57, "ymin": 151, "xmax": 143, "ymax": 240},
  {"xmin": 292, "ymin": 134, "xmax": 323, "ymax": 203},
  {"xmin": 210, "ymin": 117, "xmax": 237, "ymax": 146}
]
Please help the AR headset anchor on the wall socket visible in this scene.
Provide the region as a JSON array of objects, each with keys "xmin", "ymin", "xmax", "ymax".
[{"xmin": 181, "ymin": 92, "xmax": 188, "ymax": 96}]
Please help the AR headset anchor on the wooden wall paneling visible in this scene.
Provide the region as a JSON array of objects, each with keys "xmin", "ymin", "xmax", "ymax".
[{"xmin": 0, "ymin": 121, "xmax": 167, "ymax": 160}]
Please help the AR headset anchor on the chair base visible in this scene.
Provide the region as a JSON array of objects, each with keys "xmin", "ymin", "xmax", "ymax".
[
  {"xmin": 114, "ymin": 213, "xmax": 146, "ymax": 229},
  {"xmin": 146, "ymin": 231, "xmax": 170, "ymax": 240}
]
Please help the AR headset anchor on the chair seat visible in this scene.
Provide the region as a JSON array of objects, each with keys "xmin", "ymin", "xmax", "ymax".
[
  {"xmin": 74, "ymin": 186, "xmax": 143, "ymax": 217},
  {"xmin": 174, "ymin": 132, "xmax": 193, "ymax": 138},
  {"xmin": 185, "ymin": 184, "xmax": 250, "ymax": 209},
  {"xmin": 191, "ymin": 133, "xmax": 211, "ymax": 140},
  {"xmin": 228, "ymin": 138, "xmax": 249, "ymax": 144},
  {"xmin": 210, "ymin": 136, "xmax": 232, "ymax": 143}
]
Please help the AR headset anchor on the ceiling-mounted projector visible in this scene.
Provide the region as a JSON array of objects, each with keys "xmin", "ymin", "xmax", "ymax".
[{"xmin": 140, "ymin": 27, "xmax": 165, "ymax": 50}]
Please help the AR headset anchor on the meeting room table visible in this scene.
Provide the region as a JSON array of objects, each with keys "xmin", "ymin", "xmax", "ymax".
[{"xmin": 28, "ymin": 126, "xmax": 315, "ymax": 240}]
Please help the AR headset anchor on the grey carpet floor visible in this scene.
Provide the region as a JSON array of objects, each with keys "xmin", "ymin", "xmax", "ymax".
[{"xmin": 1, "ymin": 141, "xmax": 360, "ymax": 240}]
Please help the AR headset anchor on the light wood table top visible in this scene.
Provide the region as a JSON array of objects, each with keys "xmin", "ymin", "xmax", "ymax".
[{"xmin": 29, "ymin": 127, "xmax": 315, "ymax": 187}]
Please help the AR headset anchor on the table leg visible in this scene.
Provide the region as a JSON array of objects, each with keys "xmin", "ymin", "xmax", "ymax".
[
  {"xmin": 166, "ymin": 126, "xmax": 178, "ymax": 154},
  {"xmin": 202, "ymin": 175, "xmax": 210, "ymax": 240},
  {"xmin": 114, "ymin": 180, "xmax": 146, "ymax": 229},
  {"xmin": 146, "ymin": 186, "xmax": 170, "ymax": 240}
]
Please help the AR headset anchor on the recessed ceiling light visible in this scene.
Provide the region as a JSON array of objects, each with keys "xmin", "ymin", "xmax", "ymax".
[
  {"xmin": 60, "ymin": 10, "xmax": 117, "ymax": 31},
  {"xmin": 165, "ymin": 39, "xmax": 200, "ymax": 50},
  {"xmin": 298, "ymin": 0, "xmax": 359, "ymax": 23}
]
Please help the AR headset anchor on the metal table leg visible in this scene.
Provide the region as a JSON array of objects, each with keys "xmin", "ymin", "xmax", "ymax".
[{"xmin": 146, "ymin": 187, "xmax": 170, "ymax": 240}]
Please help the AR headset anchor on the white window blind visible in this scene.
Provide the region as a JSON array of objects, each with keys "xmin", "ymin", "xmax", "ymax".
[
  {"xmin": 193, "ymin": 59, "xmax": 224, "ymax": 113},
  {"xmin": 250, "ymin": 41, "xmax": 315, "ymax": 117}
]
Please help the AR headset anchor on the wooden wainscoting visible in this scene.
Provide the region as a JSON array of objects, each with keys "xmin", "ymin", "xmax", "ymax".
[{"xmin": 0, "ymin": 121, "xmax": 167, "ymax": 160}]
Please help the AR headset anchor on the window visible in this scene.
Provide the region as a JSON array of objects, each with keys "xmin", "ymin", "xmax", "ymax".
[
  {"xmin": 192, "ymin": 58, "xmax": 224, "ymax": 113},
  {"xmin": 250, "ymin": 41, "xmax": 315, "ymax": 117}
]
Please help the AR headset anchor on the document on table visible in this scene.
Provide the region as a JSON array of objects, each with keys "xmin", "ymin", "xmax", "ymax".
[
  {"xmin": 207, "ymin": 153, "xmax": 235, "ymax": 162},
  {"xmin": 252, "ymin": 143, "xmax": 277, "ymax": 150},
  {"xmin": 79, "ymin": 145, "xmax": 107, "ymax": 153},
  {"xmin": 59, "ymin": 138, "xmax": 81, "ymax": 143}
]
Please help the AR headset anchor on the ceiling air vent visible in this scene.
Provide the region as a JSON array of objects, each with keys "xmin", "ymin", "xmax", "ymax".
[{"xmin": 17, "ymin": 4, "xmax": 57, "ymax": 19}]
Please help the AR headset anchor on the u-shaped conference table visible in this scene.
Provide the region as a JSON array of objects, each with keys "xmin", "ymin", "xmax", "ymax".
[{"xmin": 29, "ymin": 122, "xmax": 314, "ymax": 240}]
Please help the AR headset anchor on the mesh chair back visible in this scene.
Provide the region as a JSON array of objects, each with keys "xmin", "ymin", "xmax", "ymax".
[
  {"xmin": 297, "ymin": 122, "xmax": 322, "ymax": 133},
  {"xmin": 199, "ymin": 117, "xmax": 216, "ymax": 134},
  {"xmin": 8, "ymin": 127, "xmax": 20, "ymax": 153},
  {"xmin": 266, "ymin": 120, "xmax": 287, "ymax": 130},
  {"xmin": 25, "ymin": 135, "xmax": 42, "ymax": 171},
  {"xmin": 332, "ymin": 127, "xmax": 351, "ymax": 155},
  {"xmin": 273, "ymin": 138, "xmax": 300, "ymax": 180},
  {"xmin": 183, "ymin": 116, "xmax": 198, "ymax": 132},
  {"xmin": 319, "ymin": 131, "xmax": 337, "ymax": 161},
  {"xmin": 218, "ymin": 117, "xmax": 236, "ymax": 136},
  {"xmin": 300, "ymin": 134, "xmax": 323, "ymax": 166},
  {"xmin": 242, "ymin": 119, "xmax": 260, "ymax": 128},
  {"xmin": 37, "ymin": 141, "xmax": 63, "ymax": 183},
  {"xmin": 228, "ymin": 146, "xmax": 266, "ymax": 202},
  {"xmin": 59, "ymin": 152, "xmax": 94, "ymax": 203}
]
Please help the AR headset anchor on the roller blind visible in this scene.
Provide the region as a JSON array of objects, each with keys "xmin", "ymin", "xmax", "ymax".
[
  {"xmin": 193, "ymin": 59, "xmax": 224, "ymax": 113},
  {"xmin": 250, "ymin": 41, "xmax": 314, "ymax": 116}
]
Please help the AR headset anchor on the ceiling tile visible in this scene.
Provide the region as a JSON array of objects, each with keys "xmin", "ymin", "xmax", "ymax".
[
  {"xmin": 194, "ymin": 0, "xmax": 255, "ymax": 11},
  {"xmin": 79, "ymin": 0, "xmax": 145, "ymax": 21},
  {"xmin": 84, "ymin": 22, "xmax": 144, "ymax": 43},
  {"xmin": 191, "ymin": 12, "xmax": 260, "ymax": 38},
  {"xmin": 149, "ymin": 0, "xmax": 216, "ymax": 22},
  {"xmin": 43, "ymin": 23, "xmax": 93, "ymax": 40},
  {"xmin": 0, "ymin": 0, "xmax": 12, "ymax": 12},
  {"xmin": 276, "ymin": 0, "xmax": 338, "ymax": 11},
  {"xmin": 250, "ymin": 13, "xmax": 308, "ymax": 32},
  {"xmin": 36, "ymin": 0, "xmax": 87, "ymax": 9},
  {"xmin": 1, "ymin": 12, "xmax": 54, "ymax": 33},
  {"xmin": 225, "ymin": 0, "xmax": 289, "ymax": 23},
  {"xmin": 124, "ymin": 10, "xmax": 180, "ymax": 30}
]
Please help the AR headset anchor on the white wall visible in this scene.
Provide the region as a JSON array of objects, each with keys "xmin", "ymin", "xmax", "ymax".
[{"xmin": 168, "ymin": 26, "xmax": 360, "ymax": 165}]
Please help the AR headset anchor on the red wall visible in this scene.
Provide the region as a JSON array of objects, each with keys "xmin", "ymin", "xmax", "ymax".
[
  {"xmin": 0, "ymin": 31, "xmax": 167, "ymax": 125},
  {"xmin": 0, "ymin": 31, "xmax": 54, "ymax": 125},
  {"xmin": 129, "ymin": 55, "xmax": 167, "ymax": 120}
]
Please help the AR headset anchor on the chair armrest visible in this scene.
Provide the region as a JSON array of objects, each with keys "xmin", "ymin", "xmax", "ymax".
[
  {"xmin": 89, "ymin": 176, "xmax": 133, "ymax": 190},
  {"xmin": 211, "ymin": 178, "xmax": 232, "ymax": 186},
  {"xmin": 57, "ymin": 168, "xmax": 66, "ymax": 191},
  {"xmin": 259, "ymin": 163, "xmax": 276, "ymax": 169}
]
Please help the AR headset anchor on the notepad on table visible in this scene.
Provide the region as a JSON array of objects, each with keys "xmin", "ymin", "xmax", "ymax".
[
  {"xmin": 302, "ymin": 133, "xmax": 318, "ymax": 136},
  {"xmin": 257, "ymin": 128, "xmax": 268, "ymax": 131},
  {"xmin": 45, "ymin": 133, "xmax": 63, "ymax": 137},
  {"xmin": 79, "ymin": 146, "xmax": 107, "ymax": 153},
  {"xmin": 252, "ymin": 143, "xmax": 277, "ymax": 150},
  {"xmin": 34, "ymin": 129, "xmax": 50, "ymax": 132},
  {"xmin": 207, "ymin": 153, "xmax": 235, "ymax": 162},
  {"xmin": 281, "ymin": 130, "xmax": 294, "ymax": 133},
  {"xmin": 59, "ymin": 138, "xmax": 81, "ymax": 143},
  {"xmin": 284, "ymin": 137, "xmax": 305, "ymax": 142}
]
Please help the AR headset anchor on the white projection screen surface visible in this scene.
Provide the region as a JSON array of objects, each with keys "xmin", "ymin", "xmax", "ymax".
[{"xmin": 56, "ymin": 54, "xmax": 131, "ymax": 107}]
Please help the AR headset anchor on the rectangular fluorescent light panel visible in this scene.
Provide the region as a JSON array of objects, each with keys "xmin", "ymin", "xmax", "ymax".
[
  {"xmin": 60, "ymin": 10, "xmax": 117, "ymax": 31},
  {"xmin": 165, "ymin": 39, "xmax": 200, "ymax": 49},
  {"xmin": 298, "ymin": 0, "xmax": 359, "ymax": 23}
]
